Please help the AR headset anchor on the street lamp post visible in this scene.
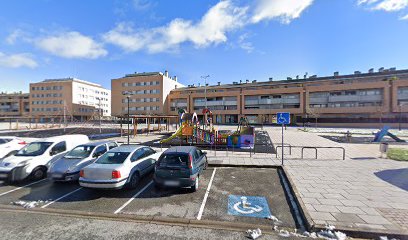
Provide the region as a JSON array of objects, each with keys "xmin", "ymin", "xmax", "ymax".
[
  {"xmin": 201, "ymin": 75, "xmax": 210, "ymax": 128},
  {"xmin": 127, "ymin": 96, "xmax": 130, "ymax": 144}
]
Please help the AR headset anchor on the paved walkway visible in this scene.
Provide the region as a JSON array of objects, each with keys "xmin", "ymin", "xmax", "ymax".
[{"xmin": 208, "ymin": 127, "xmax": 408, "ymax": 235}]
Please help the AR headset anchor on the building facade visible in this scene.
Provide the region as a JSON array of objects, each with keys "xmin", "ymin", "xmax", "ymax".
[
  {"xmin": 111, "ymin": 71, "xmax": 184, "ymax": 117},
  {"xmin": 167, "ymin": 68, "xmax": 408, "ymax": 127},
  {"xmin": 30, "ymin": 78, "xmax": 111, "ymax": 121},
  {"xmin": 0, "ymin": 92, "xmax": 30, "ymax": 117}
]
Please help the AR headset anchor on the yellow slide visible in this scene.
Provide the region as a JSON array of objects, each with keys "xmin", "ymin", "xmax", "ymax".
[{"xmin": 160, "ymin": 126, "xmax": 183, "ymax": 144}]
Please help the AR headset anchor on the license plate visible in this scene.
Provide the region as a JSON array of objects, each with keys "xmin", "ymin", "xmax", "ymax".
[
  {"xmin": 164, "ymin": 180, "xmax": 179, "ymax": 186},
  {"xmin": 53, "ymin": 173, "xmax": 63, "ymax": 178}
]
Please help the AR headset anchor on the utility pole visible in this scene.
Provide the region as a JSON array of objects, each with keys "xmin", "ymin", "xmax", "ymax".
[
  {"xmin": 127, "ymin": 95, "xmax": 130, "ymax": 145},
  {"xmin": 99, "ymin": 98, "xmax": 102, "ymax": 134},
  {"xmin": 201, "ymin": 75, "xmax": 210, "ymax": 128},
  {"xmin": 63, "ymin": 100, "xmax": 66, "ymax": 132}
]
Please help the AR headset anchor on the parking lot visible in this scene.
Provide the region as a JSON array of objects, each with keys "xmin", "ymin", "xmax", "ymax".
[{"xmin": 0, "ymin": 167, "xmax": 298, "ymax": 229}]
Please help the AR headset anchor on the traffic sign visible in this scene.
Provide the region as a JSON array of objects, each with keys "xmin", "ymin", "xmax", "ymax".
[
  {"xmin": 228, "ymin": 195, "xmax": 271, "ymax": 218},
  {"xmin": 277, "ymin": 112, "xmax": 290, "ymax": 125}
]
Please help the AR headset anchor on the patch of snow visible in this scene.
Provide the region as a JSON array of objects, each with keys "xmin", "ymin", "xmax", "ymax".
[
  {"xmin": 12, "ymin": 200, "xmax": 47, "ymax": 209},
  {"xmin": 273, "ymin": 224, "xmax": 347, "ymax": 240},
  {"xmin": 246, "ymin": 228, "xmax": 262, "ymax": 239}
]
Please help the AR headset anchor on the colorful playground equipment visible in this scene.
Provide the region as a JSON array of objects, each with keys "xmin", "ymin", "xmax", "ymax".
[{"xmin": 160, "ymin": 110, "xmax": 255, "ymax": 149}]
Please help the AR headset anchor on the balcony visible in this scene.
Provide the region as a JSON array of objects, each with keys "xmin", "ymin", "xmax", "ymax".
[
  {"xmin": 329, "ymin": 95, "xmax": 361, "ymax": 102},
  {"xmin": 170, "ymin": 102, "xmax": 187, "ymax": 107},
  {"xmin": 309, "ymin": 97, "xmax": 329, "ymax": 104},
  {"xmin": 398, "ymin": 92, "xmax": 408, "ymax": 100}
]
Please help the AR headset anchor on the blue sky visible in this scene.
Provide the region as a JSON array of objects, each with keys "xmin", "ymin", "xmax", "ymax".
[{"xmin": 0, "ymin": 0, "xmax": 408, "ymax": 92}]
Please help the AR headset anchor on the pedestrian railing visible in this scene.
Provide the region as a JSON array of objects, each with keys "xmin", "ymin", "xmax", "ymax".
[{"xmin": 275, "ymin": 145, "xmax": 345, "ymax": 160}]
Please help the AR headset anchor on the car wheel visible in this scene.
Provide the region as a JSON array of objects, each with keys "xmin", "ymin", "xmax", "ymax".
[
  {"xmin": 31, "ymin": 167, "xmax": 46, "ymax": 180},
  {"xmin": 191, "ymin": 176, "xmax": 199, "ymax": 192},
  {"xmin": 127, "ymin": 172, "xmax": 140, "ymax": 189}
]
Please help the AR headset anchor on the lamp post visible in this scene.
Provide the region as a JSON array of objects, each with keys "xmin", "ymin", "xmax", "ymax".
[
  {"xmin": 201, "ymin": 75, "xmax": 210, "ymax": 128},
  {"xmin": 123, "ymin": 93, "xmax": 131, "ymax": 145}
]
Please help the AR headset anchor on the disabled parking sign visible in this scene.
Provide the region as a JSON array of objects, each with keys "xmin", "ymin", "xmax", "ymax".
[{"xmin": 228, "ymin": 195, "xmax": 271, "ymax": 218}]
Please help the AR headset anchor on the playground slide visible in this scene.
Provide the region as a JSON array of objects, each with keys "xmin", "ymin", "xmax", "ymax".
[{"xmin": 160, "ymin": 127, "xmax": 183, "ymax": 144}]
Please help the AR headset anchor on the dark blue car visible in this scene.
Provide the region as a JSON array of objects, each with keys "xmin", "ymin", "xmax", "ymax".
[{"xmin": 153, "ymin": 146, "xmax": 208, "ymax": 192}]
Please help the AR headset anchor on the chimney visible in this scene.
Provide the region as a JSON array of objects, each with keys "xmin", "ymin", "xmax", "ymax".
[
  {"xmin": 252, "ymin": 80, "xmax": 257, "ymax": 83},
  {"xmin": 269, "ymin": 77, "xmax": 273, "ymax": 81},
  {"xmin": 287, "ymin": 77, "xmax": 292, "ymax": 80},
  {"xmin": 304, "ymin": 72, "xmax": 308, "ymax": 79},
  {"xmin": 198, "ymin": 83, "xmax": 201, "ymax": 87},
  {"xmin": 390, "ymin": 67, "xmax": 396, "ymax": 71},
  {"xmin": 217, "ymin": 82, "xmax": 221, "ymax": 86},
  {"xmin": 379, "ymin": 67, "xmax": 384, "ymax": 72},
  {"xmin": 165, "ymin": 70, "xmax": 169, "ymax": 77},
  {"xmin": 354, "ymin": 71, "xmax": 361, "ymax": 75},
  {"xmin": 334, "ymin": 71, "xmax": 339, "ymax": 76},
  {"xmin": 246, "ymin": 79, "xmax": 249, "ymax": 84},
  {"xmin": 174, "ymin": 76, "xmax": 178, "ymax": 82},
  {"xmin": 240, "ymin": 80, "xmax": 242, "ymax": 84},
  {"xmin": 368, "ymin": 68, "xmax": 374, "ymax": 73}
]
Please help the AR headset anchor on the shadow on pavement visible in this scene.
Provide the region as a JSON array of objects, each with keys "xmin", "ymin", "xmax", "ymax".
[{"xmin": 374, "ymin": 168, "xmax": 408, "ymax": 191}]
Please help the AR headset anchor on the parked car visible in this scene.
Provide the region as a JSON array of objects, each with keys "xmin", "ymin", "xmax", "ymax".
[
  {"xmin": 48, "ymin": 140, "xmax": 118, "ymax": 182},
  {"xmin": 0, "ymin": 135, "xmax": 89, "ymax": 182},
  {"xmin": 79, "ymin": 145, "xmax": 161, "ymax": 189},
  {"xmin": 153, "ymin": 146, "xmax": 208, "ymax": 192},
  {"xmin": 0, "ymin": 136, "xmax": 27, "ymax": 159}
]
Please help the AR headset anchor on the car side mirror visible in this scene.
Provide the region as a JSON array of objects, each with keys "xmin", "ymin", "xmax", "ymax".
[{"xmin": 202, "ymin": 151, "xmax": 207, "ymax": 155}]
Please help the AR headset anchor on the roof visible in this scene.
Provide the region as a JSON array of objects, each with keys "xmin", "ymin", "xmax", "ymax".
[
  {"xmin": 164, "ymin": 146, "xmax": 196, "ymax": 154},
  {"xmin": 111, "ymin": 144, "xmax": 144, "ymax": 152},
  {"xmin": 81, "ymin": 140, "xmax": 115, "ymax": 147},
  {"xmin": 171, "ymin": 69, "xmax": 408, "ymax": 92},
  {"xmin": 38, "ymin": 78, "xmax": 105, "ymax": 89},
  {"xmin": 40, "ymin": 134, "xmax": 89, "ymax": 142}
]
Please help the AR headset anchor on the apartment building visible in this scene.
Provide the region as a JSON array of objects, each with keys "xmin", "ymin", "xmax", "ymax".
[
  {"xmin": 0, "ymin": 92, "xmax": 30, "ymax": 117},
  {"xmin": 30, "ymin": 78, "xmax": 111, "ymax": 121},
  {"xmin": 168, "ymin": 68, "xmax": 408, "ymax": 127},
  {"xmin": 111, "ymin": 71, "xmax": 184, "ymax": 117}
]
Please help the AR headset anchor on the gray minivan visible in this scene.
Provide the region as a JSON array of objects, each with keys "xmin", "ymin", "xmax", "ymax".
[{"xmin": 153, "ymin": 146, "xmax": 208, "ymax": 192}]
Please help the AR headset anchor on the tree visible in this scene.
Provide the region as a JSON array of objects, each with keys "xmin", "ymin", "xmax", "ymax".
[{"xmin": 306, "ymin": 106, "xmax": 320, "ymax": 128}]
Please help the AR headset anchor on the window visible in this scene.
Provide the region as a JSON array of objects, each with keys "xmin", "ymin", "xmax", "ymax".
[
  {"xmin": 130, "ymin": 149, "xmax": 145, "ymax": 162},
  {"xmin": 142, "ymin": 147, "xmax": 156, "ymax": 157},
  {"xmin": 96, "ymin": 152, "xmax": 130, "ymax": 164},
  {"xmin": 194, "ymin": 150, "xmax": 200, "ymax": 161},
  {"xmin": 93, "ymin": 145, "xmax": 107, "ymax": 158},
  {"xmin": 108, "ymin": 142, "xmax": 118, "ymax": 150},
  {"xmin": 51, "ymin": 141, "xmax": 67, "ymax": 155}
]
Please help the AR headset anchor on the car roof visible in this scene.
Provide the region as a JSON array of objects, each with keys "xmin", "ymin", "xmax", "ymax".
[
  {"xmin": 39, "ymin": 134, "xmax": 88, "ymax": 142},
  {"xmin": 0, "ymin": 136, "xmax": 17, "ymax": 139},
  {"xmin": 80, "ymin": 140, "xmax": 115, "ymax": 147},
  {"xmin": 110, "ymin": 144, "xmax": 147, "ymax": 153},
  {"xmin": 163, "ymin": 146, "xmax": 196, "ymax": 154}
]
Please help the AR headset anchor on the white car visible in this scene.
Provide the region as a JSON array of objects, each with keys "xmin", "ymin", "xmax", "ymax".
[
  {"xmin": 0, "ymin": 137, "xmax": 27, "ymax": 159},
  {"xmin": 79, "ymin": 145, "xmax": 161, "ymax": 189},
  {"xmin": 0, "ymin": 135, "xmax": 89, "ymax": 182}
]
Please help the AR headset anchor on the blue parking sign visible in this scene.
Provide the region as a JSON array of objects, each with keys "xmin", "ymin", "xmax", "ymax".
[
  {"xmin": 228, "ymin": 195, "xmax": 271, "ymax": 218},
  {"xmin": 277, "ymin": 112, "xmax": 290, "ymax": 125}
]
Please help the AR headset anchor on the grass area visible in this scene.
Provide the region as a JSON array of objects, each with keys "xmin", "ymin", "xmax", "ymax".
[{"xmin": 387, "ymin": 148, "xmax": 408, "ymax": 161}]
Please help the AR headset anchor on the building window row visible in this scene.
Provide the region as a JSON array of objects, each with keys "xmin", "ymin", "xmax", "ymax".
[
  {"xmin": 122, "ymin": 81, "xmax": 160, "ymax": 87},
  {"xmin": 122, "ymin": 90, "xmax": 160, "ymax": 95},
  {"xmin": 32, "ymin": 100, "xmax": 63, "ymax": 105},
  {"xmin": 32, "ymin": 108, "xmax": 63, "ymax": 112},
  {"xmin": 32, "ymin": 86, "xmax": 63, "ymax": 91},
  {"xmin": 32, "ymin": 93, "xmax": 63, "ymax": 98},
  {"xmin": 122, "ymin": 98, "xmax": 160, "ymax": 103},
  {"xmin": 124, "ymin": 106, "xmax": 160, "ymax": 111}
]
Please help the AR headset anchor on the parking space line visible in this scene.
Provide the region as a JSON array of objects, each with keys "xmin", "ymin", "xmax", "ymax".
[
  {"xmin": 197, "ymin": 168, "xmax": 217, "ymax": 220},
  {"xmin": 41, "ymin": 187, "xmax": 83, "ymax": 208},
  {"xmin": 0, "ymin": 179, "xmax": 47, "ymax": 197},
  {"xmin": 114, "ymin": 181, "xmax": 153, "ymax": 214}
]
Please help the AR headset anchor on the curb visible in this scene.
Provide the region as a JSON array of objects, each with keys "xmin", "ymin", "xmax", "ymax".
[
  {"xmin": 208, "ymin": 163, "xmax": 279, "ymax": 168},
  {"xmin": 0, "ymin": 204, "xmax": 277, "ymax": 235}
]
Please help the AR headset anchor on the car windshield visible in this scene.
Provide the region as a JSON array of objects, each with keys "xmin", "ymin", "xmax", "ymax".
[
  {"xmin": 15, "ymin": 142, "xmax": 53, "ymax": 157},
  {"xmin": 0, "ymin": 139, "xmax": 12, "ymax": 144},
  {"xmin": 95, "ymin": 152, "xmax": 130, "ymax": 164},
  {"xmin": 65, "ymin": 145, "xmax": 95, "ymax": 159},
  {"xmin": 158, "ymin": 154, "xmax": 189, "ymax": 168}
]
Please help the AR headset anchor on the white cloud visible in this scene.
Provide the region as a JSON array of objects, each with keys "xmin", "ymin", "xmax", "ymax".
[
  {"xmin": 36, "ymin": 31, "xmax": 107, "ymax": 59},
  {"xmin": 251, "ymin": 0, "xmax": 314, "ymax": 24},
  {"xmin": 6, "ymin": 29, "xmax": 25, "ymax": 45},
  {"xmin": 0, "ymin": 52, "xmax": 38, "ymax": 68},
  {"xmin": 104, "ymin": 0, "xmax": 248, "ymax": 53},
  {"xmin": 401, "ymin": 13, "xmax": 408, "ymax": 19},
  {"xmin": 133, "ymin": 0, "xmax": 153, "ymax": 11},
  {"xmin": 358, "ymin": 0, "xmax": 408, "ymax": 12},
  {"xmin": 238, "ymin": 33, "xmax": 254, "ymax": 53}
]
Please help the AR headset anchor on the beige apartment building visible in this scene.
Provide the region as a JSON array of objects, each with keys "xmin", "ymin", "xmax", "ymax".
[
  {"xmin": 30, "ymin": 78, "xmax": 111, "ymax": 122},
  {"xmin": 111, "ymin": 71, "xmax": 184, "ymax": 117},
  {"xmin": 0, "ymin": 92, "xmax": 30, "ymax": 117},
  {"xmin": 168, "ymin": 68, "xmax": 408, "ymax": 127}
]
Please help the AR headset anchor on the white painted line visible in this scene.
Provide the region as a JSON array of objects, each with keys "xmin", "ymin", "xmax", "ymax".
[
  {"xmin": 114, "ymin": 180, "xmax": 153, "ymax": 214},
  {"xmin": 41, "ymin": 187, "xmax": 83, "ymax": 208},
  {"xmin": 197, "ymin": 168, "xmax": 217, "ymax": 220},
  {"xmin": 0, "ymin": 179, "xmax": 47, "ymax": 197}
]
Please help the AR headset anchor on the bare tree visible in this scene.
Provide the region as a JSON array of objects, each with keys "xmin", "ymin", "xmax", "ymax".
[{"xmin": 306, "ymin": 106, "xmax": 320, "ymax": 128}]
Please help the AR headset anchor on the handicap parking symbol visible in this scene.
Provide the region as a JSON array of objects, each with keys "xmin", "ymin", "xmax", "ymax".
[{"xmin": 228, "ymin": 195, "xmax": 271, "ymax": 218}]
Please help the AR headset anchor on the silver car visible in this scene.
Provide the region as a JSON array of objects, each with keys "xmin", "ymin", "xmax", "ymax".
[{"xmin": 48, "ymin": 140, "xmax": 118, "ymax": 182}]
